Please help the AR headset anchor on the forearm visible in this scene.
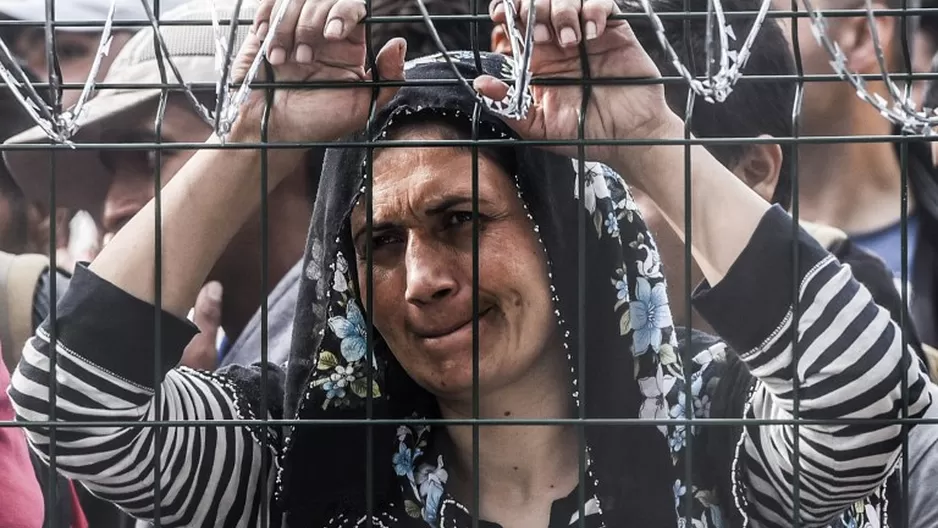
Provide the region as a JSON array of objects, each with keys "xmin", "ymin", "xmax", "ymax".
[
  {"xmin": 9, "ymin": 267, "xmax": 279, "ymax": 527},
  {"xmin": 607, "ymin": 117, "xmax": 770, "ymax": 286},
  {"xmin": 692, "ymin": 208, "xmax": 931, "ymax": 526},
  {"xmin": 88, "ymin": 136, "xmax": 303, "ymax": 319}
]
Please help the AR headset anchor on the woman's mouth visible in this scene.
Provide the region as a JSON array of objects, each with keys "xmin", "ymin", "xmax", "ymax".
[{"xmin": 415, "ymin": 307, "xmax": 495, "ymax": 353}]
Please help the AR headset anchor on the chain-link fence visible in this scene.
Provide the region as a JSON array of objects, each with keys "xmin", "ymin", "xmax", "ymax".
[{"xmin": 0, "ymin": 1, "xmax": 935, "ymax": 528}]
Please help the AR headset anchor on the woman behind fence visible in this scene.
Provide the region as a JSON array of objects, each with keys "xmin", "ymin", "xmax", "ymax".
[{"xmin": 8, "ymin": 0, "xmax": 932, "ymax": 527}]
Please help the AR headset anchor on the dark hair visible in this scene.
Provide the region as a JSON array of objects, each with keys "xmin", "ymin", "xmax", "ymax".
[
  {"xmin": 920, "ymin": 0, "xmax": 938, "ymax": 50},
  {"xmin": 625, "ymin": 0, "xmax": 796, "ymax": 208},
  {"xmin": 368, "ymin": 0, "xmax": 493, "ymax": 61}
]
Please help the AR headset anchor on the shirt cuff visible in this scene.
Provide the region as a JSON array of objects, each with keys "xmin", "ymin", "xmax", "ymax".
[
  {"xmin": 692, "ymin": 205, "xmax": 831, "ymax": 354},
  {"xmin": 40, "ymin": 264, "xmax": 199, "ymax": 390}
]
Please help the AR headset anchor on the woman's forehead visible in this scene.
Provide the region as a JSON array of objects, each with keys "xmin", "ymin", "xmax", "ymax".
[{"xmin": 351, "ymin": 146, "xmax": 515, "ymax": 227}]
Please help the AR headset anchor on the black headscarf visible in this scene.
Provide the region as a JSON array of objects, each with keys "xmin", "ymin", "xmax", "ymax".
[{"xmin": 276, "ymin": 51, "xmax": 730, "ymax": 528}]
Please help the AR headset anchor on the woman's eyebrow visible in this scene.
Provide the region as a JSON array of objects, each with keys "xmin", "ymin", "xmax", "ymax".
[
  {"xmin": 351, "ymin": 193, "xmax": 496, "ymax": 245},
  {"xmin": 424, "ymin": 195, "xmax": 492, "ymax": 216}
]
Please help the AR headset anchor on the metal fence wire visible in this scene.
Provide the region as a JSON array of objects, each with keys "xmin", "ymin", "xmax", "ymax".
[{"xmin": 0, "ymin": 0, "xmax": 936, "ymax": 528}]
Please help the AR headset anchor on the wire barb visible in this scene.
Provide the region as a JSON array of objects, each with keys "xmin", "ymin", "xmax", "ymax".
[
  {"xmin": 414, "ymin": 0, "xmax": 533, "ymax": 120},
  {"xmin": 803, "ymin": 0, "xmax": 938, "ymax": 135},
  {"xmin": 0, "ymin": 0, "xmax": 119, "ymax": 144},
  {"xmin": 639, "ymin": 0, "xmax": 772, "ymax": 103},
  {"xmin": 212, "ymin": 0, "xmax": 292, "ymax": 142},
  {"xmin": 138, "ymin": 0, "xmax": 215, "ymax": 125}
]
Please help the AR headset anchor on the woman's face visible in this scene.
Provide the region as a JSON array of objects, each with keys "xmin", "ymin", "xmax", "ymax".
[{"xmin": 349, "ymin": 127, "xmax": 558, "ymax": 401}]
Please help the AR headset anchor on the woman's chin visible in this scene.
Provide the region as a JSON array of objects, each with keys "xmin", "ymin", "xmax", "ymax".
[{"xmin": 411, "ymin": 355, "xmax": 521, "ymax": 401}]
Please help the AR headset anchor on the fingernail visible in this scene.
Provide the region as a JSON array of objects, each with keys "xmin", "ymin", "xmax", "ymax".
[
  {"xmin": 269, "ymin": 46, "xmax": 285, "ymax": 65},
  {"xmin": 256, "ymin": 21, "xmax": 269, "ymax": 39},
  {"xmin": 560, "ymin": 27, "xmax": 577, "ymax": 45},
  {"xmin": 491, "ymin": 2, "xmax": 505, "ymax": 17},
  {"xmin": 324, "ymin": 18, "xmax": 344, "ymax": 38},
  {"xmin": 534, "ymin": 23, "xmax": 551, "ymax": 43},
  {"xmin": 296, "ymin": 44, "xmax": 313, "ymax": 64},
  {"xmin": 206, "ymin": 282, "xmax": 223, "ymax": 302},
  {"xmin": 585, "ymin": 21, "xmax": 598, "ymax": 40}
]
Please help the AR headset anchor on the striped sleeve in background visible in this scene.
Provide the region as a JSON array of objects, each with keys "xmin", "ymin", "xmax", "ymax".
[
  {"xmin": 8, "ymin": 266, "xmax": 279, "ymax": 528},
  {"xmin": 695, "ymin": 206, "xmax": 932, "ymax": 528}
]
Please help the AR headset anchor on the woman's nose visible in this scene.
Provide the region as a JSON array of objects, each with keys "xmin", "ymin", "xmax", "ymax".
[{"xmin": 403, "ymin": 237, "xmax": 460, "ymax": 306}]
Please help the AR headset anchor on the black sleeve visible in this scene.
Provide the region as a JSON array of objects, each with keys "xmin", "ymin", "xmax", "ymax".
[
  {"xmin": 11, "ymin": 265, "xmax": 282, "ymax": 527},
  {"xmin": 30, "ymin": 267, "xmax": 71, "ymax": 332}
]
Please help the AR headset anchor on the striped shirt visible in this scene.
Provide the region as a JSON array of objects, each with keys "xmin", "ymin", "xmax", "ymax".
[{"xmin": 8, "ymin": 206, "xmax": 933, "ymax": 527}]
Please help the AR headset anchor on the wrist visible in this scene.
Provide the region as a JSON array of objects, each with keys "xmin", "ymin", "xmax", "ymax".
[
  {"xmin": 223, "ymin": 121, "xmax": 308, "ymax": 179},
  {"xmin": 607, "ymin": 112, "xmax": 685, "ymax": 193}
]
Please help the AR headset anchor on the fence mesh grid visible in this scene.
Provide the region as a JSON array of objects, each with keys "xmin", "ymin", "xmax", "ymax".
[{"xmin": 0, "ymin": 1, "xmax": 931, "ymax": 528}]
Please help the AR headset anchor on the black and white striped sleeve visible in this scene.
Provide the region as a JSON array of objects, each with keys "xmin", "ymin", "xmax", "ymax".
[
  {"xmin": 693, "ymin": 206, "xmax": 932, "ymax": 528},
  {"xmin": 8, "ymin": 265, "xmax": 282, "ymax": 528}
]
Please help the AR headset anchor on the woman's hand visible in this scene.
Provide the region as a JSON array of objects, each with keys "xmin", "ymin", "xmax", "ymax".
[
  {"xmin": 229, "ymin": 0, "xmax": 407, "ymax": 144},
  {"xmin": 475, "ymin": 0, "xmax": 681, "ymax": 169}
]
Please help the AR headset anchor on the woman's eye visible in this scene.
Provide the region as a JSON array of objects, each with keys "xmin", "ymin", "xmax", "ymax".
[
  {"xmin": 446, "ymin": 211, "xmax": 475, "ymax": 227},
  {"xmin": 371, "ymin": 233, "xmax": 402, "ymax": 248}
]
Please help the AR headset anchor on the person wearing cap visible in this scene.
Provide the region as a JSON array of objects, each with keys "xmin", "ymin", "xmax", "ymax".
[
  {"xmin": 0, "ymin": 0, "xmax": 192, "ymax": 108},
  {"xmin": 0, "ymin": 78, "xmax": 87, "ymax": 528},
  {"xmin": 5, "ymin": 0, "xmax": 320, "ymax": 372},
  {"xmin": 0, "ymin": 3, "xmax": 258, "ymax": 528},
  {"xmin": 0, "ymin": 0, "xmax": 195, "ymax": 274}
]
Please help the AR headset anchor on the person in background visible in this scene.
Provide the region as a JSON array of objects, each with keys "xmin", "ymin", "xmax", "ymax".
[
  {"xmin": 0, "ymin": 76, "xmax": 71, "ymax": 265},
  {"xmin": 0, "ymin": 0, "xmax": 193, "ymax": 272},
  {"xmin": 0, "ymin": 85, "xmax": 66, "ymax": 260},
  {"xmin": 772, "ymin": 0, "xmax": 938, "ymax": 351},
  {"xmin": 5, "ymin": 1, "xmax": 319, "ymax": 372},
  {"xmin": 544, "ymin": 2, "xmax": 937, "ymax": 525},
  {"xmin": 914, "ymin": 0, "xmax": 938, "ymax": 105},
  {"xmin": 0, "ymin": 73, "xmax": 88, "ymax": 528},
  {"xmin": 0, "ymin": 342, "xmax": 57, "ymax": 528},
  {"xmin": 0, "ymin": 3, "xmax": 194, "ymax": 527},
  {"xmin": 491, "ymin": 0, "xmax": 932, "ymax": 376},
  {"xmin": 0, "ymin": 0, "xmax": 170, "ymax": 107},
  {"xmin": 925, "ymin": 53, "xmax": 938, "ymax": 159}
]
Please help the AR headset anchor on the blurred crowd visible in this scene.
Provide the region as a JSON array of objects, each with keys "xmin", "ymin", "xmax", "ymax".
[{"xmin": 3, "ymin": 0, "xmax": 938, "ymax": 527}]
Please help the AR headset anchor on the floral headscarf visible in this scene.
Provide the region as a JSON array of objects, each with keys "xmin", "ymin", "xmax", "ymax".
[{"xmin": 277, "ymin": 51, "xmax": 735, "ymax": 528}]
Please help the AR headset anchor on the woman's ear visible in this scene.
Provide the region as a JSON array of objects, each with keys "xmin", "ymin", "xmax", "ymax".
[
  {"xmin": 732, "ymin": 135, "xmax": 783, "ymax": 203},
  {"xmin": 491, "ymin": 25, "xmax": 511, "ymax": 55}
]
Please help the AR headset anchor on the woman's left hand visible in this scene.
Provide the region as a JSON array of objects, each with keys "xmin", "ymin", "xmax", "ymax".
[{"xmin": 475, "ymin": 0, "xmax": 680, "ymax": 167}]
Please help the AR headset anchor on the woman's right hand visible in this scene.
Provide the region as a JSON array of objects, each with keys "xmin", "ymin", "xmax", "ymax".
[{"xmin": 229, "ymin": 0, "xmax": 407, "ymax": 144}]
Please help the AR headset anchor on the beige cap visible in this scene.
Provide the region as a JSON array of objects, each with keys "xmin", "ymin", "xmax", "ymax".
[{"xmin": 3, "ymin": 0, "xmax": 256, "ymax": 211}]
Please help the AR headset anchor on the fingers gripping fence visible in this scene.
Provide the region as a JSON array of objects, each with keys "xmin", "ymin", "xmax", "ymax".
[{"xmin": 0, "ymin": 1, "xmax": 930, "ymax": 528}]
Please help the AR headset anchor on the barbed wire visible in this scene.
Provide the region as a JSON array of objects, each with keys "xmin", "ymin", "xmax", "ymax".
[
  {"xmin": 5, "ymin": 0, "xmax": 938, "ymax": 144},
  {"xmin": 803, "ymin": 0, "xmax": 938, "ymax": 135},
  {"xmin": 414, "ymin": 0, "xmax": 534, "ymax": 120},
  {"xmin": 210, "ymin": 0, "xmax": 293, "ymax": 141},
  {"xmin": 0, "ymin": 0, "xmax": 118, "ymax": 143},
  {"xmin": 638, "ymin": 0, "xmax": 772, "ymax": 103},
  {"xmin": 415, "ymin": 0, "xmax": 771, "ymax": 110}
]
